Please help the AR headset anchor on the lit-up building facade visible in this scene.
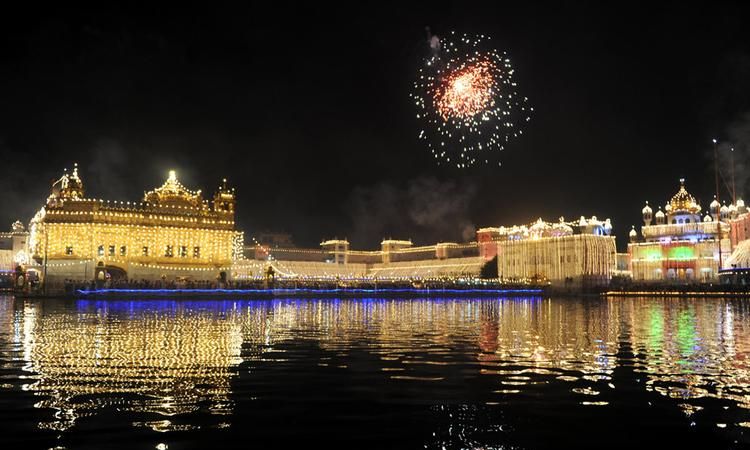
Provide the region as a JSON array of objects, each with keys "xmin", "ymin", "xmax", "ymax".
[
  {"xmin": 236, "ymin": 237, "xmax": 482, "ymax": 280},
  {"xmin": 0, "ymin": 221, "xmax": 30, "ymax": 286},
  {"xmin": 628, "ymin": 179, "xmax": 732, "ymax": 282},
  {"xmin": 718, "ymin": 199, "xmax": 750, "ymax": 282},
  {"xmin": 492, "ymin": 216, "xmax": 616, "ymax": 286},
  {"xmin": 28, "ymin": 165, "xmax": 239, "ymax": 285}
]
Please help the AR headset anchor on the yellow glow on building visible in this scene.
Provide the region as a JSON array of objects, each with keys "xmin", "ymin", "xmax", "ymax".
[{"xmin": 28, "ymin": 166, "xmax": 239, "ymax": 283}]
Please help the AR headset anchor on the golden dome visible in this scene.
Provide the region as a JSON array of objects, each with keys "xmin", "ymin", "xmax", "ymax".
[
  {"xmin": 144, "ymin": 170, "xmax": 203, "ymax": 208},
  {"xmin": 668, "ymin": 178, "xmax": 700, "ymax": 214}
]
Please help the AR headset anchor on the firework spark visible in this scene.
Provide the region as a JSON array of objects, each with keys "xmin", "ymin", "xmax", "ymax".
[
  {"xmin": 435, "ymin": 61, "xmax": 494, "ymax": 120},
  {"xmin": 413, "ymin": 32, "xmax": 531, "ymax": 168}
]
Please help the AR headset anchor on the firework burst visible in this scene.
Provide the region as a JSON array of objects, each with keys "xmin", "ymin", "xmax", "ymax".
[{"xmin": 413, "ymin": 32, "xmax": 531, "ymax": 168}]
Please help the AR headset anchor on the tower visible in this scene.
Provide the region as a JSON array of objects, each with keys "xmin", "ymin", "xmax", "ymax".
[
  {"xmin": 212, "ymin": 178, "xmax": 236, "ymax": 217},
  {"xmin": 48, "ymin": 163, "xmax": 85, "ymax": 207}
]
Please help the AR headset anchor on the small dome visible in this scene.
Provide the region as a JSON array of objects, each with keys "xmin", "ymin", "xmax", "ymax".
[
  {"xmin": 629, "ymin": 226, "xmax": 637, "ymax": 238},
  {"xmin": 730, "ymin": 203, "xmax": 738, "ymax": 212},
  {"xmin": 530, "ymin": 218, "xmax": 551, "ymax": 236},
  {"xmin": 710, "ymin": 196, "xmax": 720, "ymax": 210},
  {"xmin": 704, "ymin": 214, "xmax": 713, "ymax": 222},
  {"xmin": 642, "ymin": 201, "xmax": 652, "ymax": 215},
  {"xmin": 721, "ymin": 204, "xmax": 729, "ymax": 213},
  {"xmin": 655, "ymin": 209, "xmax": 665, "ymax": 218},
  {"xmin": 551, "ymin": 222, "xmax": 573, "ymax": 237},
  {"xmin": 738, "ymin": 199, "xmax": 745, "ymax": 208}
]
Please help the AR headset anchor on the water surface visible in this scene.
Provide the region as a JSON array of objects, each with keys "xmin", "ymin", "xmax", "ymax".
[{"xmin": 1, "ymin": 295, "xmax": 749, "ymax": 449}]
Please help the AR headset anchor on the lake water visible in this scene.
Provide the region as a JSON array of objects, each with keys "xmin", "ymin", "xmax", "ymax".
[{"xmin": 1, "ymin": 295, "xmax": 749, "ymax": 449}]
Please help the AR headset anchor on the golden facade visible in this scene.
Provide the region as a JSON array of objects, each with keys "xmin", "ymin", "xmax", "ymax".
[
  {"xmin": 483, "ymin": 216, "xmax": 617, "ymax": 286},
  {"xmin": 497, "ymin": 233, "xmax": 617, "ymax": 286},
  {"xmin": 29, "ymin": 166, "xmax": 238, "ymax": 283}
]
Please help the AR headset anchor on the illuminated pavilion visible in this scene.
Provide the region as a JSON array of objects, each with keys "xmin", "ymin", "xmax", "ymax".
[{"xmin": 27, "ymin": 165, "xmax": 240, "ymax": 286}]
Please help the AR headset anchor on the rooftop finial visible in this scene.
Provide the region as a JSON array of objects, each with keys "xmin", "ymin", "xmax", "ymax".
[{"xmin": 168, "ymin": 170, "xmax": 177, "ymax": 181}]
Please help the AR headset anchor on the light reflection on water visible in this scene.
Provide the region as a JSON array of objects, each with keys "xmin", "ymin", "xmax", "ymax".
[{"xmin": 1, "ymin": 296, "xmax": 750, "ymax": 448}]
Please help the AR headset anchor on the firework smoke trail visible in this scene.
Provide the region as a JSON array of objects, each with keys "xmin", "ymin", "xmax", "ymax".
[{"xmin": 413, "ymin": 32, "xmax": 532, "ymax": 168}]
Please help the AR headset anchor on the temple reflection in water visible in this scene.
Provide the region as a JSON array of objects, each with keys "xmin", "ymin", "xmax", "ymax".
[{"xmin": 1, "ymin": 296, "xmax": 750, "ymax": 436}]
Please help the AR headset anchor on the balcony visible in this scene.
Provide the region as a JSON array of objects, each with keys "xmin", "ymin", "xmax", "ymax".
[{"xmin": 641, "ymin": 221, "xmax": 728, "ymax": 240}]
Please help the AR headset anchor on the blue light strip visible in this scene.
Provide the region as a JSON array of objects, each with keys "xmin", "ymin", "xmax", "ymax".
[{"xmin": 76, "ymin": 288, "xmax": 544, "ymax": 296}]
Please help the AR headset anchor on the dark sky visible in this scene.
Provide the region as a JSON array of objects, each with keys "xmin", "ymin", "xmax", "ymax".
[{"xmin": 2, "ymin": 2, "xmax": 750, "ymax": 250}]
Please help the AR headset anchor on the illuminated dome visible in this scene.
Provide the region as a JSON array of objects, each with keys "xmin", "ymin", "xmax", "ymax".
[
  {"xmin": 668, "ymin": 178, "xmax": 701, "ymax": 214},
  {"xmin": 655, "ymin": 209, "xmax": 665, "ymax": 219},
  {"xmin": 710, "ymin": 196, "xmax": 720, "ymax": 211},
  {"xmin": 551, "ymin": 218, "xmax": 573, "ymax": 237},
  {"xmin": 629, "ymin": 226, "xmax": 637, "ymax": 239},
  {"xmin": 738, "ymin": 199, "xmax": 748, "ymax": 215},
  {"xmin": 144, "ymin": 170, "xmax": 203, "ymax": 208},
  {"xmin": 529, "ymin": 218, "xmax": 552, "ymax": 238},
  {"xmin": 703, "ymin": 214, "xmax": 713, "ymax": 222},
  {"xmin": 641, "ymin": 202, "xmax": 652, "ymax": 215}
]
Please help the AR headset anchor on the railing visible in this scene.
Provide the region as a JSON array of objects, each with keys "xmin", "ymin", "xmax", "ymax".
[{"xmin": 641, "ymin": 222, "xmax": 728, "ymax": 239}]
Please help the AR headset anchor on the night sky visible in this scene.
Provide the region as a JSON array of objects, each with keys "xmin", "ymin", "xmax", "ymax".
[{"xmin": 2, "ymin": 3, "xmax": 750, "ymax": 250}]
